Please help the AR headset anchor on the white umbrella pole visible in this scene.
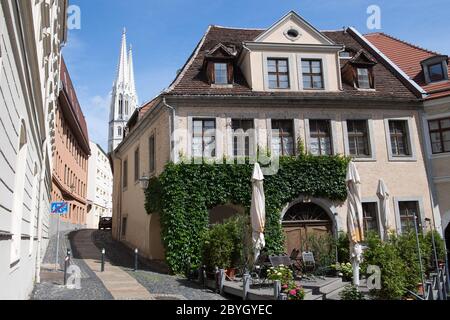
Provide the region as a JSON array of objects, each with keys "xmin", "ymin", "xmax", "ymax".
[{"xmin": 352, "ymin": 259, "xmax": 360, "ymax": 287}]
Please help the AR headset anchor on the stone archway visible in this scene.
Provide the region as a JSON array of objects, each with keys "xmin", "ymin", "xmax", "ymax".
[{"xmin": 281, "ymin": 201, "xmax": 334, "ymax": 255}]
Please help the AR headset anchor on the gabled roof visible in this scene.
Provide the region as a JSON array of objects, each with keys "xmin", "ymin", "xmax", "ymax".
[
  {"xmin": 253, "ymin": 11, "xmax": 335, "ymax": 45},
  {"xmin": 205, "ymin": 43, "xmax": 238, "ymax": 58},
  {"xmin": 364, "ymin": 32, "xmax": 450, "ymax": 100},
  {"xmin": 163, "ymin": 25, "xmax": 415, "ymax": 100},
  {"xmin": 349, "ymin": 50, "xmax": 377, "ymax": 65}
]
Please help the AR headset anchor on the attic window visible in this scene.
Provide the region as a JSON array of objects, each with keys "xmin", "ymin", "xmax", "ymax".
[
  {"xmin": 214, "ymin": 63, "xmax": 228, "ymax": 85},
  {"xmin": 421, "ymin": 56, "xmax": 448, "ymax": 84},
  {"xmin": 285, "ymin": 28, "xmax": 300, "ymax": 41},
  {"xmin": 428, "ymin": 63, "xmax": 445, "ymax": 82}
]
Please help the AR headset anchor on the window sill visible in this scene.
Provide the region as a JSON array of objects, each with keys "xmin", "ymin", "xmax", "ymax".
[
  {"xmin": 211, "ymin": 84, "xmax": 233, "ymax": 89},
  {"xmin": 430, "ymin": 152, "xmax": 450, "ymax": 160},
  {"xmin": 388, "ymin": 156, "xmax": 417, "ymax": 162},
  {"xmin": 356, "ymin": 88, "xmax": 376, "ymax": 92},
  {"xmin": 351, "ymin": 157, "xmax": 377, "ymax": 162}
]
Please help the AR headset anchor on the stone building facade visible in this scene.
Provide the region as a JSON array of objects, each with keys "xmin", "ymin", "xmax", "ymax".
[
  {"xmin": 87, "ymin": 141, "xmax": 113, "ymax": 229},
  {"xmin": 51, "ymin": 58, "xmax": 90, "ymax": 228},
  {"xmin": 111, "ymin": 12, "xmax": 440, "ymax": 261},
  {"xmin": 0, "ymin": 0, "xmax": 67, "ymax": 299}
]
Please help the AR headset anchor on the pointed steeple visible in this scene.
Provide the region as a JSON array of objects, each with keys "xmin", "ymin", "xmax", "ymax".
[
  {"xmin": 115, "ymin": 28, "xmax": 129, "ymax": 87},
  {"xmin": 128, "ymin": 45, "xmax": 138, "ymax": 105}
]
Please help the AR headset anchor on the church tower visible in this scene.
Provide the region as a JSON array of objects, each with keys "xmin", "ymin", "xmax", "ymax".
[{"xmin": 108, "ymin": 29, "xmax": 139, "ymax": 153}]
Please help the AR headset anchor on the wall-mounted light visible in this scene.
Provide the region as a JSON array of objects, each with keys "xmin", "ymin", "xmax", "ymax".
[{"xmin": 139, "ymin": 173, "xmax": 150, "ymax": 190}]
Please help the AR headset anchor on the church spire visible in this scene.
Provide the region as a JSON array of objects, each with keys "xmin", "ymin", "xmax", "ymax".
[
  {"xmin": 128, "ymin": 45, "xmax": 138, "ymax": 105},
  {"xmin": 115, "ymin": 28, "xmax": 129, "ymax": 87},
  {"xmin": 108, "ymin": 29, "xmax": 139, "ymax": 153}
]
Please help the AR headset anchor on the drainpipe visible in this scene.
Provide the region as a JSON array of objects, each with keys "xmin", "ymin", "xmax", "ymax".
[
  {"xmin": 113, "ymin": 151, "xmax": 123, "ymax": 241},
  {"xmin": 162, "ymin": 97, "xmax": 176, "ymax": 163},
  {"xmin": 35, "ymin": 138, "xmax": 49, "ymax": 284}
]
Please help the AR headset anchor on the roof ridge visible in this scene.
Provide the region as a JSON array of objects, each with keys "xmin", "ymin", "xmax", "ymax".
[
  {"xmin": 210, "ymin": 25, "xmax": 265, "ymax": 31},
  {"xmin": 365, "ymin": 32, "xmax": 442, "ymax": 56}
]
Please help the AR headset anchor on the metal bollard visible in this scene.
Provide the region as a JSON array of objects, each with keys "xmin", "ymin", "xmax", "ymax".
[
  {"xmin": 134, "ymin": 248, "xmax": 139, "ymax": 272},
  {"xmin": 101, "ymin": 248, "xmax": 105, "ymax": 272},
  {"xmin": 63, "ymin": 254, "xmax": 69, "ymax": 286},
  {"xmin": 274, "ymin": 280, "xmax": 281, "ymax": 300},
  {"xmin": 219, "ymin": 269, "xmax": 225, "ymax": 296},
  {"xmin": 243, "ymin": 273, "xmax": 251, "ymax": 300}
]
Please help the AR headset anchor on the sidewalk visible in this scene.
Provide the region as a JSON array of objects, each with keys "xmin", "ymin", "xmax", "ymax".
[{"xmin": 71, "ymin": 230, "xmax": 152, "ymax": 300}]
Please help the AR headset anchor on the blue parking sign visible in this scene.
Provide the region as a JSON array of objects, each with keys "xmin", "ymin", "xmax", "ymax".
[{"xmin": 51, "ymin": 202, "xmax": 69, "ymax": 215}]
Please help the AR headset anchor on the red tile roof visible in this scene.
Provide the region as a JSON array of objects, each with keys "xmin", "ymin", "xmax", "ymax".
[{"xmin": 364, "ymin": 32, "xmax": 450, "ymax": 100}]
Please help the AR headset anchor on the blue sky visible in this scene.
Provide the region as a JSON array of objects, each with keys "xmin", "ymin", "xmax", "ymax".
[{"xmin": 63, "ymin": 0, "xmax": 450, "ymax": 150}]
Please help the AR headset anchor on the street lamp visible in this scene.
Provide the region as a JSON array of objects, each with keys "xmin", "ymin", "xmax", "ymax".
[{"xmin": 139, "ymin": 173, "xmax": 150, "ymax": 190}]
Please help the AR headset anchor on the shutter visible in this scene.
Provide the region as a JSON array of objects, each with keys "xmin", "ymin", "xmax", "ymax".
[
  {"xmin": 227, "ymin": 63, "xmax": 234, "ymax": 84},
  {"xmin": 352, "ymin": 66, "xmax": 358, "ymax": 87},
  {"xmin": 206, "ymin": 62, "xmax": 214, "ymax": 84},
  {"xmin": 369, "ymin": 68, "xmax": 375, "ymax": 89}
]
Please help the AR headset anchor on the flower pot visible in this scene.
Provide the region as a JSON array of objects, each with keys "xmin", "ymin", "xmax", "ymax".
[
  {"xmin": 226, "ymin": 268, "xmax": 237, "ymax": 280},
  {"xmin": 416, "ymin": 283, "xmax": 424, "ymax": 296}
]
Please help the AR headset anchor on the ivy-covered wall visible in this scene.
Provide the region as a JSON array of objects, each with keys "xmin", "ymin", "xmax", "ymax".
[{"xmin": 145, "ymin": 155, "xmax": 350, "ymax": 274}]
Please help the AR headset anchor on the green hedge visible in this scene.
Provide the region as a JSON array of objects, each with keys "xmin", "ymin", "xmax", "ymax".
[{"xmin": 145, "ymin": 155, "xmax": 350, "ymax": 274}]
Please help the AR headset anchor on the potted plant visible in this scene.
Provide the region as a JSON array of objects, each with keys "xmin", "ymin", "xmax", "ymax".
[{"xmin": 282, "ymin": 282, "xmax": 305, "ymax": 300}]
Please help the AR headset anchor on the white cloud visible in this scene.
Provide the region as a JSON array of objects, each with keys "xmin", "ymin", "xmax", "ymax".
[{"xmin": 81, "ymin": 94, "xmax": 111, "ymax": 151}]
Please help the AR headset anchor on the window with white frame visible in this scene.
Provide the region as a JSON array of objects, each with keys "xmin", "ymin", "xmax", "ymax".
[
  {"xmin": 309, "ymin": 119, "xmax": 333, "ymax": 155},
  {"xmin": 356, "ymin": 68, "xmax": 371, "ymax": 89},
  {"xmin": 192, "ymin": 119, "xmax": 216, "ymax": 158},
  {"xmin": 214, "ymin": 63, "xmax": 228, "ymax": 85}
]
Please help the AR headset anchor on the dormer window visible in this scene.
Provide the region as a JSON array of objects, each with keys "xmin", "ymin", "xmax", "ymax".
[
  {"xmin": 357, "ymin": 68, "xmax": 371, "ymax": 89},
  {"xmin": 341, "ymin": 50, "xmax": 376, "ymax": 90},
  {"xmin": 421, "ymin": 55, "xmax": 449, "ymax": 84},
  {"xmin": 204, "ymin": 43, "xmax": 236, "ymax": 87},
  {"xmin": 428, "ymin": 63, "xmax": 445, "ymax": 82},
  {"xmin": 214, "ymin": 63, "xmax": 228, "ymax": 85}
]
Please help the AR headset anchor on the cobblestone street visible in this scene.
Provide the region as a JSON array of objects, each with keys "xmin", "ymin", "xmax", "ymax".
[{"xmin": 31, "ymin": 229, "xmax": 225, "ymax": 300}]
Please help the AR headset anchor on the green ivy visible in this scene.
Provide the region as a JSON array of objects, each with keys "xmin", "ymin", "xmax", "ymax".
[{"xmin": 145, "ymin": 155, "xmax": 350, "ymax": 274}]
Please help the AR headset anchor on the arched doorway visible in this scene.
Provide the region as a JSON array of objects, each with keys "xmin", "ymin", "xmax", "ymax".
[
  {"xmin": 282, "ymin": 202, "xmax": 333, "ymax": 255},
  {"xmin": 208, "ymin": 204, "xmax": 245, "ymax": 225}
]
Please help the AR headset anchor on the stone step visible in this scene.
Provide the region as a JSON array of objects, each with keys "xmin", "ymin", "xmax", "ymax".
[
  {"xmin": 301, "ymin": 277, "xmax": 342, "ymax": 295},
  {"xmin": 319, "ymin": 278, "xmax": 345, "ymax": 295}
]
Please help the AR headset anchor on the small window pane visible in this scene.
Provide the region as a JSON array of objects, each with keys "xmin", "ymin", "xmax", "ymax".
[
  {"xmin": 357, "ymin": 68, "xmax": 371, "ymax": 89},
  {"xmin": 442, "ymin": 119, "xmax": 450, "ymax": 129},
  {"xmin": 214, "ymin": 63, "xmax": 228, "ymax": 84},
  {"xmin": 429, "ymin": 63, "xmax": 445, "ymax": 82}
]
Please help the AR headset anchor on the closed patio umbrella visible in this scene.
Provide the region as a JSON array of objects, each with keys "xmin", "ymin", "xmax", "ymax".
[
  {"xmin": 250, "ymin": 163, "xmax": 266, "ymax": 263},
  {"xmin": 346, "ymin": 161, "xmax": 364, "ymax": 286},
  {"xmin": 377, "ymin": 179, "xmax": 391, "ymax": 240}
]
